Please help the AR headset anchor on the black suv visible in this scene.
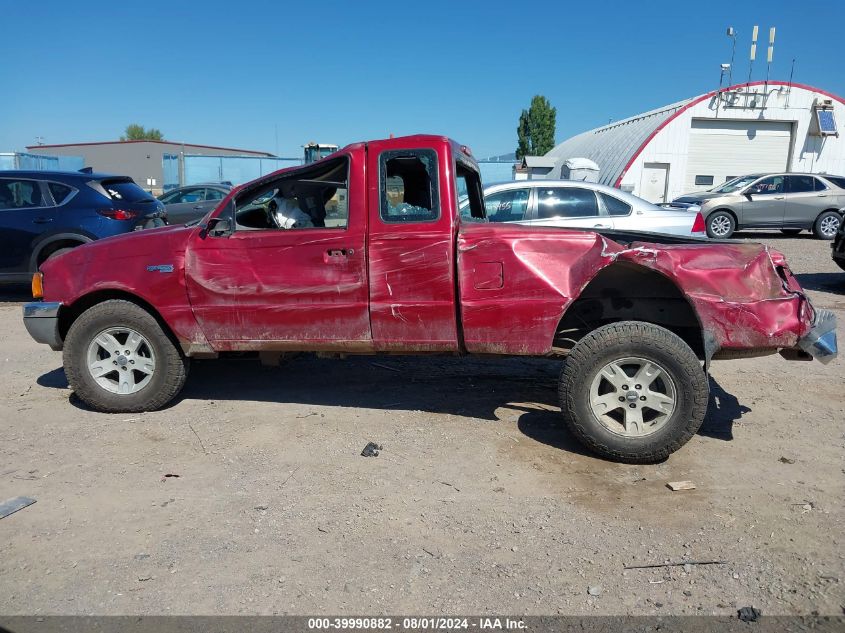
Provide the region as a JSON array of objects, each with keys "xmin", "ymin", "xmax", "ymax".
[
  {"xmin": 0, "ymin": 170, "xmax": 166, "ymax": 284},
  {"xmin": 833, "ymin": 208, "xmax": 845, "ymax": 271}
]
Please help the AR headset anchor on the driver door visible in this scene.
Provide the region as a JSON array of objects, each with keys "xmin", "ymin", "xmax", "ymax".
[{"xmin": 184, "ymin": 152, "xmax": 371, "ymax": 350}]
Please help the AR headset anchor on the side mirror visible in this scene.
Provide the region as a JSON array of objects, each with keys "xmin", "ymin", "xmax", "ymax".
[{"xmin": 206, "ymin": 217, "xmax": 232, "ymax": 237}]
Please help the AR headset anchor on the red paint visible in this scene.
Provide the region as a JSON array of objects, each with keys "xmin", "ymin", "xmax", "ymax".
[
  {"xmin": 39, "ymin": 134, "xmax": 818, "ymax": 363},
  {"xmin": 613, "ymin": 81, "xmax": 845, "ymax": 188}
]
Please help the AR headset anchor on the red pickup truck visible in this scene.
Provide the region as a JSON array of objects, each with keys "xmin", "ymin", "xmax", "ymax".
[{"xmin": 23, "ymin": 135, "xmax": 837, "ymax": 462}]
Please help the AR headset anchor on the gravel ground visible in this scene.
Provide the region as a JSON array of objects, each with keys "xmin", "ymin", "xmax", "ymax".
[{"xmin": 0, "ymin": 231, "xmax": 842, "ymax": 616}]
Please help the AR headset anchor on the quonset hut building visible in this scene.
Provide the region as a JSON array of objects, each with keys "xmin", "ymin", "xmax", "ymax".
[{"xmin": 541, "ymin": 81, "xmax": 845, "ymax": 203}]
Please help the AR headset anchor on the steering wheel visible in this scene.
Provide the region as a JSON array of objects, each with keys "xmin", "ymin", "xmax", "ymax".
[{"xmin": 266, "ymin": 198, "xmax": 282, "ymax": 228}]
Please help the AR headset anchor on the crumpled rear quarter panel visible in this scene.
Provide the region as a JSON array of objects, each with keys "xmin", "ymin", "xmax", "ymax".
[{"xmin": 457, "ymin": 223, "xmax": 811, "ymax": 356}]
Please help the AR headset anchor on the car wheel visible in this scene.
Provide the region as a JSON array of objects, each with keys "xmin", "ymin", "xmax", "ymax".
[
  {"xmin": 63, "ymin": 300, "xmax": 188, "ymax": 412},
  {"xmin": 706, "ymin": 211, "xmax": 735, "ymax": 238},
  {"xmin": 558, "ymin": 321, "xmax": 709, "ymax": 464},
  {"xmin": 780, "ymin": 229, "xmax": 802, "ymax": 235},
  {"xmin": 812, "ymin": 211, "xmax": 841, "ymax": 240}
]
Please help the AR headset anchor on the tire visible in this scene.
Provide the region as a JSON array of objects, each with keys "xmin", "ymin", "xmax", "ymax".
[
  {"xmin": 706, "ymin": 211, "xmax": 735, "ymax": 238},
  {"xmin": 835, "ymin": 259, "xmax": 845, "ymax": 272},
  {"xmin": 812, "ymin": 211, "xmax": 841, "ymax": 240},
  {"xmin": 780, "ymin": 228, "xmax": 802, "ymax": 236},
  {"xmin": 63, "ymin": 300, "xmax": 188, "ymax": 412},
  {"xmin": 558, "ymin": 321, "xmax": 709, "ymax": 464}
]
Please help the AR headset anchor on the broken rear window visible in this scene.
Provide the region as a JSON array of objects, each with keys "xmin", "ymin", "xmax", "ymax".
[{"xmin": 379, "ymin": 149, "xmax": 439, "ymax": 223}]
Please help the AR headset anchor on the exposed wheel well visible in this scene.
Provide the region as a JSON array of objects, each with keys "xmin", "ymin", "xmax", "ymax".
[
  {"xmin": 36, "ymin": 239, "xmax": 86, "ymax": 267},
  {"xmin": 58, "ymin": 290, "xmax": 181, "ymax": 351},
  {"xmin": 819, "ymin": 208, "xmax": 843, "ymax": 218},
  {"xmin": 553, "ymin": 262, "xmax": 705, "ymax": 359}
]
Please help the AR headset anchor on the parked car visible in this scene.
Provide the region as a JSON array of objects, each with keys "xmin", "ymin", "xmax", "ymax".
[
  {"xmin": 23, "ymin": 135, "xmax": 836, "ymax": 464},
  {"xmin": 832, "ymin": 207, "xmax": 845, "ymax": 271},
  {"xmin": 157, "ymin": 184, "xmax": 231, "ymax": 225},
  {"xmin": 472, "ymin": 180, "xmax": 706, "ymax": 237},
  {"xmin": 672, "ymin": 173, "xmax": 845, "ymax": 239},
  {"xmin": 0, "ymin": 170, "xmax": 166, "ymax": 284}
]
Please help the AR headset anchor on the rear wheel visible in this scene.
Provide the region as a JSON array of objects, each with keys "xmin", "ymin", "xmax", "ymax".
[
  {"xmin": 812, "ymin": 211, "xmax": 841, "ymax": 240},
  {"xmin": 559, "ymin": 321, "xmax": 709, "ymax": 463},
  {"xmin": 706, "ymin": 211, "xmax": 735, "ymax": 238},
  {"xmin": 63, "ymin": 300, "xmax": 188, "ymax": 412}
]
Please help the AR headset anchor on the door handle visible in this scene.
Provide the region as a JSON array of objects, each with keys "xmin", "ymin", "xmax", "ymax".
[
  {"xmin": 774, "ymin": 196, "xmax": 784, "ymax": 200},
  {"xmin": 324, "ymin": 248, "xmax": 353, "ymax": 263},
  {"xmin": 193, "ymin": 205, "xmax": 204, "ymax": 209},
  {"xmin": 33, "ymin": 217, "xmax": 53, "ymax": 224},
  {"xmin": 817, "ymin": 194, "xmax": 827, "ymax": 197},
  {"xmin": 593, "ymin": 223, "xmax": 610, "ymax": 228}
]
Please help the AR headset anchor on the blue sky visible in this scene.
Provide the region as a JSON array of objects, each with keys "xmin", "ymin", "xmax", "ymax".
[{"xmin": 1, "ymin": 0, "xmax": 842, "ymax": 159}]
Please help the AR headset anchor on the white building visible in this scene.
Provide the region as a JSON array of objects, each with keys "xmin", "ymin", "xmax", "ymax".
[{"xmin": 542, "ymin": 81, "xmax": 844, "ymax": 203}]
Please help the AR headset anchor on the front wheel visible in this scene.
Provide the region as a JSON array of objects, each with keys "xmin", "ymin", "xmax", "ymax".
[
  {"xmin": 812, "ymin": 211, "xmax": 841, "ymax": 240},
  {"xmin": 63, "ymin": 300, "xmax": 188, "ymax": 412},
  {"xmin": 706, "ymin": 211, "xmax": 735, "ymax": 238},
  {"xmin": 558, "ymin": 322, "xmax": 709, "ymax": 463}
]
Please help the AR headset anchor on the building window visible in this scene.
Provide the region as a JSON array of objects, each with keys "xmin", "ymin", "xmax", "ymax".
[{"xmin": 695, "ymin": 175, "xmax": 714, "ymax": 186}]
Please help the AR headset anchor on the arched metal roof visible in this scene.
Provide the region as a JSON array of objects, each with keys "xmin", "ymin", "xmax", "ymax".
[{"xmin": 545, "ymin": 98, "xmax": 692, "ymax": 187}]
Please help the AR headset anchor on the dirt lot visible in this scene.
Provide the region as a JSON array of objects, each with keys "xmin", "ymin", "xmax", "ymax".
[{"xmin": 0, "ymin": 232, "xmax": 842, "ymax": 617}]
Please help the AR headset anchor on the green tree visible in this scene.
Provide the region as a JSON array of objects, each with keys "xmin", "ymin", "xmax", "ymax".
[
  {"xmin": 516, "ymin": 110, "xmax": 531, "ymax": 160},
  {"xmin": 121, "ymin": 124, "xmax": 164, "ymax": 141},
  {"xmin": 515, "ymin": 95, "xmax": 556, "ymax": 158}
]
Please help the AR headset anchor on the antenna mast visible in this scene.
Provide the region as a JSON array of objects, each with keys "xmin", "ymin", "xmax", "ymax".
[
  {"xmin": 765, "ymin": 27, "xmax": 776, "ymax": 87},
  {"xmin": 747, "ymin": 25, "xmax": 758, "ymax": 85}
]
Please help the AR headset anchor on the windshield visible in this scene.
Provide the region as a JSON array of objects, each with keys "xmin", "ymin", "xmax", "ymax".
[{"xmin": 711, "ymin": 175, "xmax": 759, "ymax": 194}]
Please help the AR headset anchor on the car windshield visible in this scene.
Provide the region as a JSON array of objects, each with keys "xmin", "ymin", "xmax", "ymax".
[{"xmin": 711, "ymin": 175, "xmax": 759, "ymax": 194}]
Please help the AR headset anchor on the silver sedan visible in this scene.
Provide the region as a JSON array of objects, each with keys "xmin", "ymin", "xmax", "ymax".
[{"xmin": 477, "ymin": 180, "xmax": 705, "ymax": 237}]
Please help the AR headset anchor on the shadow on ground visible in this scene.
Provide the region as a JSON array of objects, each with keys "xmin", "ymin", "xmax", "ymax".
[
  {"xmin": 0, "ymin": 286, "xmax": 33, "ymax": 304},
  {"xmin": 794, "ymin": 272, "xmax": 845, "ymax": 294},
  {"xmin": 38, "ymin": 356, "xmax": 750, "ymax": 456}
]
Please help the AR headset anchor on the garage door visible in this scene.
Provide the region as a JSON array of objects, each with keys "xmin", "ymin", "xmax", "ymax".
[{"xmin": 684, "ymin": 119, "xmax": 792, "ymax": 192}]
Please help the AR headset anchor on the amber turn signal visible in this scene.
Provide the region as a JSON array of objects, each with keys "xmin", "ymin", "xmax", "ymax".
[{"xmin": 31, "ymin": 272, "xmax": 43, "ymax": 299}]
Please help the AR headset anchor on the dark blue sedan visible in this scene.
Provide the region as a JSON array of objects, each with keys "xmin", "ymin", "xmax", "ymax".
[{"xmin": 0, "ymin": 170, "xmax": 166, "ymax": 284}]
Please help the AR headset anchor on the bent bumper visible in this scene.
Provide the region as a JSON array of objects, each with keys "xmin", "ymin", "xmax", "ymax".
[
  {"xmin": 23, "ymin": 302, "xmax": 63, "ymax": 351},
  {"xmin": 796, "ymin": 308, "xmax": 837, "ymax": 364}
]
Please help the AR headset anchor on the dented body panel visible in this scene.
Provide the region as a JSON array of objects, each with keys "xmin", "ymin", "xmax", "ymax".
[{"xmin": 34, "ymin": 134, "xmax": 827, "ymax": 365}]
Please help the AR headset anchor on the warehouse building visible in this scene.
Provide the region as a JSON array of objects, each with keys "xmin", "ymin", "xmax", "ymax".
[
  {"xmin": 26, "ymin": 140, "xmax": 276, "ymax": 194},
  {"xmin": 541, "ymin": 81, "xmax": 845, "ymax": 203}
]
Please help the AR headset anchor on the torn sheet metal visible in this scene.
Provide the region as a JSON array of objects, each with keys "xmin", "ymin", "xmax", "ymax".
[{"xmin": 457, "ymin": 222, "xmax": 815, "ymax": 356}]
